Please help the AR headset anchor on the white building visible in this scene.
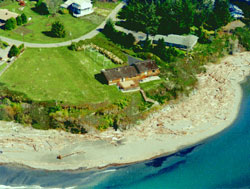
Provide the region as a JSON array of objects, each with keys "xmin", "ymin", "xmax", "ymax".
[{"xmin": 61, "ymin": 0, "xmax": 93, "ymax": 17}]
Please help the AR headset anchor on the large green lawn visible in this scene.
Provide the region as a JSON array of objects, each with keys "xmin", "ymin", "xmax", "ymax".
[
  {"xmin": 0, "ymin": 1, "xmax": 117, "ymax": 43},
  {"xmin": 0, "ymin": 47, "xmax": 126, "ymax": 104}
]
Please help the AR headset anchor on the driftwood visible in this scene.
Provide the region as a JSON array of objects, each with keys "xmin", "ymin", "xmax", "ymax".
[{"xmin": 57, "ymin": 151, "xmax": 85, "ymax": 160}]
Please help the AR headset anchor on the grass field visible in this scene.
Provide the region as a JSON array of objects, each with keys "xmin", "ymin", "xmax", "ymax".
[
  {"xmin": 0, "ymin": 62, "xmax": 7, "ymax": 72},
  {"xmin": 0, "ymin": 1, "xmax": 118, "ymax": 43},
  {"xmin": 0, "ymin": 47, "xmax": 127, "ymax": 104}
]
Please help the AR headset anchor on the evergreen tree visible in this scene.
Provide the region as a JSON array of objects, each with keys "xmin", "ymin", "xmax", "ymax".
[
  {"xmin": 51, "ymin": 21, "xmax": 66, "ymax": 38},
  {"xmin": 21, "ymin": 13, "xmax": 27, "ymax": 24},
  {"xmin": 16, "ymin": 16, "xmax": 22, "ymax": 26},
  {"xmin": 8, "ymin": 45, "xmax": 20, "ymax": 58},
  {"xmin": 142, "ymin": 1, "xmax": 160, "ymax": 38},
  {"xmin": 213, "ymin": 0, "xmax": 231, "ymax": 28},
  {"xmin": 5, "ymin": 18, "xmax": 17, "ymax": 30},
  {"xmin": 103, "ymin": 19, "xmax": 116, "ymax": 36}
]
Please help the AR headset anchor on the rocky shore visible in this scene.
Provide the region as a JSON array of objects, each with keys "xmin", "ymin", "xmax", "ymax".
[{"xmin": 0, "ymin": 52, "xmax": 249, "ymax": 171}]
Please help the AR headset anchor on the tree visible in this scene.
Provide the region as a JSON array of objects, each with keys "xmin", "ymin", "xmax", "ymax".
[
  {"xmin": 142, "ymin": 1, "xmax": 160, "ymax": 38},
  {"xmin": 153, "ymin": 38, "xmax": 167, "ymax": 60},
  {"xmin": 45, "ymin": 0, "xmax": 62, "ymax": 15},
  {"xmin": 103, "ymin": 19, "xmax": 116, "ymax": 36},
  {"xmin": 21, "ymin": 13, "xmax": 27, "ymax": 24},
  {"xmin": 34, "ymin": 0, "xmax": 49, "ymax": 15},
  {"xmin": 118, "ymin": 0, "xmax": 147, "ymax": 32},
  {"xmin": 213, "ymin": 0, "xmax": 231, "ymax": 28},
  {"xmin": 51, "ymin": 21, "xmax": 66, "ymax": 38},
  {"xmin": 16, "ymin": 16, "xmax": 22, "ymax": 26},
  {"xmin": 8, "ymin": 45, "xmax": 20, "ymax": 58},
  {"xmin": 5, "ymin": 18, "xmax": 17, "ymax": 30}
]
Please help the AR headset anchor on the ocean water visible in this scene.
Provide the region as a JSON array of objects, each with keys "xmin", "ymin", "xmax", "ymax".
[{"xmin": 0, "ymin": 77, "xmax": 249, "ymax": 189}]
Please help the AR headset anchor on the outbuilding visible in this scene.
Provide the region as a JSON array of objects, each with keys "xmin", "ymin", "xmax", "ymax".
[{"xmin": 153, "ymin": 34, "xmax": 199, "ymax": 51}]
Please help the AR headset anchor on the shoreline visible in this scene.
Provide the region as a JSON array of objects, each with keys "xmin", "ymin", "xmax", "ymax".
[{"xmin": 0, "ymin": 52, "xmax": 249, "ymax": 171}]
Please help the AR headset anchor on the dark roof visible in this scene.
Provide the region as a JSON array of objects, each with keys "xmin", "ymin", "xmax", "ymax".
[
  {"xmin": 133, "ymin": 60, "xmax": 159, "ymax": 73},
  {"xmin": 102, "ymin": 66, "xmax": 138, "ymax": 81},
  {"xmin": 102, "ymin": 60, "xmax": 159, "ymax": 81}
]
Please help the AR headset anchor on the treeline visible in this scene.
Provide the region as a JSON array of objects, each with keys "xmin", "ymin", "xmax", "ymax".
[{"xmin": 118, "ymin": 0, "xmax": 232, "ymax": 36}]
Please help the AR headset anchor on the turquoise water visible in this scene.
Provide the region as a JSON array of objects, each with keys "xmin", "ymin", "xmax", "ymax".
[{"xmin": 0, "ymin": 77, "xmax": 249, "ymax": 188}]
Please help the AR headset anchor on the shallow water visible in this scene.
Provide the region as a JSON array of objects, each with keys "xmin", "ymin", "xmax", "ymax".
[{"xmin": 0, "ymin": 77, "xmax": 249, "ymax": 189}]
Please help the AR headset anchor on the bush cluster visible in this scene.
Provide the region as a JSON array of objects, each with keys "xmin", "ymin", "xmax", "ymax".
[
  {"xmin": 5, "ymin": 13, "xmax": 27, "ymax": 30},
  {"xmin": 234, "ymin": 26, "xmax": 250, "ymax": 51},
  {"xmin": 69, "ymin": 35, "xmax": 128, "ymax": 64},
  {"xmin": 8, "ymin": 44, "xmax": 25, "ymax": 58},
  {"xmin": 0, "ymin": 85, "xmax": 140, "ymax": 133}
]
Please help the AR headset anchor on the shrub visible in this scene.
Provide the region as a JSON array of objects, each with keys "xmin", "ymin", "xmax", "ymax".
[
  {"xmin": 18, "ymin": 44, "xmax": 25, "ymax": 53},
  {"xmin": 68, "ymin": 42, "xmax": 77, "ymax": 51},
  {"xmin": 5, "ymin": 18, "xmax": 17, "ymax": 30},
  {"xmin": 234, "ymin": 27, "xmax": 250, "ymax": 51},
  {"xmin": 16, "ymin": 16, "xmax": 22, "ymax": 26},
  {"xmin": 21, "ymin": 13, "xmax": 27, "ymax": 24},
  {"xmin": 0, "ymin": 40, "xmax": 9, "ymax": 49},
  {"xmin": 51, "ymin": 21, "xmax": 66, "ymax": 38},
  {"xmin": 8, "ymin": 45, "xmax": 20, "ymax": 58},
  {"xmin": 59, "ymin": 8, "xmax": 69, "ymax": 14}
]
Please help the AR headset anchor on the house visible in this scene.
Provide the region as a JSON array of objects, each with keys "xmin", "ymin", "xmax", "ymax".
[
  {"xmin": 0, "ymin": 9, "xmax": 18, "ymax": 26},
  {"xmin": 61, "ymin": 0, "xmax": 93, "ymax": 17},
  {"xmin": 101, "ymin": 60, "xmax": 160, "ymax": 90},
  {"xmin": 153, "ymin": 34, "xmax": 199, "ymax": 51}
]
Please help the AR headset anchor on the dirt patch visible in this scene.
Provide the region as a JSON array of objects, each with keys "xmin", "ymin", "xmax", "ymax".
[
  {"xmin": 14, "ymin": 26, "xmax": 33, "ymax": 35},
  {"xmin": 81, "ymin": 13, "xmax": 104, "ymax": 25}
]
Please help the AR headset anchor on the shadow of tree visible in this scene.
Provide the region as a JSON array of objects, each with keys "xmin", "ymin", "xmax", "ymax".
[
  {"xmin": 31, "ymin": 3, "xmax": 49, "ymax": 15},
  {"xmin": 42, "ymin": 31, "xmax": 55, "ymax": 37}
]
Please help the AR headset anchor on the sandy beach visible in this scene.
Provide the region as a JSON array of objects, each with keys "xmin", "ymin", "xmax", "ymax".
[{"xmin": 0, "ymin": 52, "xmax": 249, "ymax": 171}]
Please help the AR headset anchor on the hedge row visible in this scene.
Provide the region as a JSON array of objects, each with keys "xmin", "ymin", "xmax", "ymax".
[{"xmin": 69, "ymin": 35, "xmax": 129, "ymax": 64}]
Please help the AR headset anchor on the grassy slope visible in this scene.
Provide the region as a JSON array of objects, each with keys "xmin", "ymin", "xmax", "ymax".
[
  {"xmin": 0, "ymin": 47, "xmax": 125, "ymax": 104},
  {"xmin": 0, "ymin": 1, "xmax": 117, "ymax": 43}
]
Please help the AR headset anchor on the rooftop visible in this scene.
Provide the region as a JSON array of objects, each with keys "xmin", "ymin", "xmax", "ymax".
[
  {"xmin": 102, "ymin": 60, "xmax": 159, "ymax": 81},
  {"xmin": 153, "ymin": 34, "xmax": 198, "ymax": 48},
  {"xmin": 133, "ymin": 60, "xmax": 159, "ymax": 73},
  {"xmin": 223, "ymin": 20, "xmax": 246, "ymax": 31},
  {"xmin": 61, "ymin": 0, "xmax": 92, "ymax": 9},
  {"xmin": 102, "ymin": 66, "xmax": 138, "ymax": 81},
  {"xmin": 0, "ymin": 9, "xmax": 18, "ymax": 21}
]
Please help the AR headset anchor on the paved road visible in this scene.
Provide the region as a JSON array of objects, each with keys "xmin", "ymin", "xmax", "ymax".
[{"xmin": 0, "ymin": 2, "xmax": 125, "ymax": 48}]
